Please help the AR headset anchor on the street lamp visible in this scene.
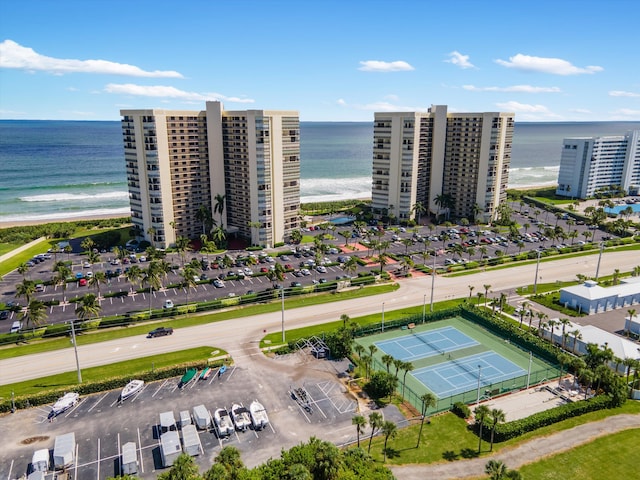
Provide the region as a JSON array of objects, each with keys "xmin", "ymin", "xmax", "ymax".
[
  {"xmin": 533, "ymin": 250, "xmax": 541, "ymax": 294},
  {"xmin": 476, "ymin": 365, "xmax": 482, "ymax": 405},
  {"xmin": 381, "ymin": 302, "xmax": 385, "ymax": 332},
  {"xmin": 430, "ymin": 252, "xmax": 436, "ymax": 312},
  {"xmin": 281, "ymin": 286, "xmax": 285, "ymax": 343},
  {"xmin": 595, "ymin": 242, "xmax": 605, "ymax": 281},
  {"xmin": 422, "ymin": 294, "xmax": 426, "ymax": 324}
]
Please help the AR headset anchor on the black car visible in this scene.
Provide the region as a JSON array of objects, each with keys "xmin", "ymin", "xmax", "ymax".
[
  {"xmin": 147, "ymin": 327, "xmax": 174, "ymax": 338},
  {"xmin": 0, "ymin": 310, "xmax": 9, "ymax": 320}
]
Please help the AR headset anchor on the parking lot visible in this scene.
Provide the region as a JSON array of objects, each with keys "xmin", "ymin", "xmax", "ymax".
[{"xmin": 0, "ymin": 351, "xmax": 401, "ymax": 479}]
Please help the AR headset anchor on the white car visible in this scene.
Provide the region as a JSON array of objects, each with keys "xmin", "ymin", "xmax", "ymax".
[
  {"xmin": 83, "ymin": 261, "xmax": 91, "ymax": 268},
  {"xmin": 243, "ymin": 267, "xmax": 253, "ymax": 276},
  {"xmin": 316, "ymin": 265, "xmax": 327, "ymax": 273},
  {"xmin": 301, "ymin": 268, "xmax": 311, "ymax": 276},
  {"xmin": 163, "ymin": 300, "xmax": 174, "ymax": 309}
]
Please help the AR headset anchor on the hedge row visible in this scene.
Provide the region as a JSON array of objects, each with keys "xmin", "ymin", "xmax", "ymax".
[
  {"xmin": 480, "ymin": 394, "xmax": 613, "ymax": 442},
  {"xmin": 0, "ymin": 360, "xmax": 225, "ymax": 414}
]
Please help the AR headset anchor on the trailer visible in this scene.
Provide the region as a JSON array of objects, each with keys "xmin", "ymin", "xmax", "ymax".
[
  {"xmin": 159, "ymin": 411, "xmax": 176, "ymax": 433},
  {"xmin": 31, "ymin": 448, "xmax": 49, "ymax": 472},
  {"xmin": 192, "ymin": 404, "xmax": 211, "ymax": 430},
  {"xmin": 53, "ymin": 432, "xmax": 75, "ymax": 469},
  {"xmin": 160, "ymin": 431, "xmax": 182, "ymax": 467},
  {"xmin": 121, "ymin": 441, "xmax": 138, "ymax": 475},
  {"xmin": 179, "ymin": 410, "xmax": 192, "ymax": 429},
  {"xmin": 181, "ymin": 424, "xmax": 201, "ymax": 456}
]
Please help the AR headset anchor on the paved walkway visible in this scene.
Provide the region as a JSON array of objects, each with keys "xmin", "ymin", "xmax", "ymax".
[{"xmin": 390, "ymin": 413, "xmax": 640, "ymax": 479}]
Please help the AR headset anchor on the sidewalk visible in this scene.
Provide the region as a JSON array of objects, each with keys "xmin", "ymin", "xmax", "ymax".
[
  {"xmin": 0, "ymin": 236, "xmax": 46, "ymax": 264},
  {"xmin": 390, "ymin": 413, "xmax": 640, "ymax": 479}
]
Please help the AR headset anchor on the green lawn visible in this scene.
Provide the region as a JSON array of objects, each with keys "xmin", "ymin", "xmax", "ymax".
[
  {"xmin": 366, "ymin": 401, "xmax": 640, "ymax": 465},
  {"xmin": 0, "ymin": 346, "xmax": 222, "ymax": 399},
  {"xmin": 0, "ymin": 238, "xmax": 54, "ymax": 277},
  {"xmin": 0, "ymin": 283, "xmax": 400, "ymax": 361},
  {"xmin": 517, "ymin": 428, "xmax": 640, "ymax": 479},
  {"xmin": 260, "ymin": 297, "xmax": 464, "ymax": 347}
]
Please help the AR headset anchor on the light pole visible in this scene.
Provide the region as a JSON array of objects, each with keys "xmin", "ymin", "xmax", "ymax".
[
  {"xmin": 70, "ymin": 320, "xmax": 82, "ymax": 383},
  {"xmin": 281, "ymin": 286, "xmax": 285, "ymax": 343},
  {"xmin": 533, "ymin": 250, "xmax": 541, "ymax": 294},
  {"xmin": 595, "ymin": 242, "xmax": 605, "ymax": 281},
  {"xmin": 422, "ymin": 294, "xmax": 426, "ymax": 323},
  {"xmin": 430, "ymin": 252, "xmax": 436, "ymax": 312},
  {"xmin": 526, "ymin": 351, "xmax": 533, "ymax": 389},
  {"xmin": 476, "ymin": 365, "xmax": 482, "ymax": 405},
  {"xmin": 381, "ymin": 302, "xmax": 385, "ymax": 332}
]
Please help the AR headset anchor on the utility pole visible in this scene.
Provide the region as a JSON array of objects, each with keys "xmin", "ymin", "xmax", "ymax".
[
  {"xmin": 70, "ymin": 320, "xmax": 82, "ymax": 383},
  {"xmin": 533, "ymin": 250, "xmax": 541, "ymax": 294}
]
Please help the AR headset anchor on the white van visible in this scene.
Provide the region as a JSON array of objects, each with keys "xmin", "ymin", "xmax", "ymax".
[{"xmin": 10, "ymin": 321, "xmax": 22, "ymax": 333}]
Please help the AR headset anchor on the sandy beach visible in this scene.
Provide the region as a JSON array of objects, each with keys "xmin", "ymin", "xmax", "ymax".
[{"xmin": 0, "ymin": 213, "xmax": 131, "ymax": 229}]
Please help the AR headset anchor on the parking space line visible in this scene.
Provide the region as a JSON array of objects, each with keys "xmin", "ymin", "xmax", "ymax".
[
  {"xmin": 97, "ymin": 437, "xmax": 100, "ymax": 480},
  {"xmin": 63, "ymin": 399, "xmax": 83, "ymax": 418},
  {"xmin": 87, "ymin": 392, "xmax": 109, "ymax": 413},
  {"xmin": 117, "ymin": 433, "xmax": 121, "ymax": 476},
  {"xmin": 137, "ymin": 427, "xmax": 144, "ymax": 473},
  {"xmin": 153, "ymin": 379, "xmax": 169, "ymax": 397},
  {"xmin": 6, "ymin": 459, "xmax": 13, "ymax": 479},
  {"xmin": 225, "ymin": 366, "xmax": 237, "ymax": 380}
]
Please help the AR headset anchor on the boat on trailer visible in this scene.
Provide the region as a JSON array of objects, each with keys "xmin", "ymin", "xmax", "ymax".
[
  {"xmin": 230, "ymin": 403, "xmax": 251, "ymax": 431},
  {"xmin": 213, "ymin": 408, "xmax": 234, "ymax": 437},
  {"xmin": 49, "ymin": 392, "xmax": 79, "ymax": 418},
  {"xmin": 249, "ymin": 400, "xmax": 269, "ymax": 430},
  {"xmin": 179, "ymin": 368, "xmax": 198, "ymax": 388},
  {"xmin": 120, "ymin": 380, "xmax": 144, "ymax": 402},
  {"xmin": 199, "ymin": 367, "xmax": 212, "ymax": 380}
]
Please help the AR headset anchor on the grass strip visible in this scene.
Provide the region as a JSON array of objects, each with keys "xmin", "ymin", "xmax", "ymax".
[{"xmin": 0, "ymin": 346, "xmax": 221, "ymax": 399}]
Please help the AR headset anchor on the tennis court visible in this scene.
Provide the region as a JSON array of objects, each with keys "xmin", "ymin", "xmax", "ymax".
[
  {"xmin": 412, "ymin": 351, "xmax": 526, "ymax": 398},
  {"xmin": 374, "ymin": 326, "xmax": 478, "ymax": 362},
  {"xmin": 355, "ymin": 315, "xmax": 560, "ymax": 412}
]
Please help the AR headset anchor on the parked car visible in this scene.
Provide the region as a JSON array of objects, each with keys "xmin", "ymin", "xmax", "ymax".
[
  {"xmin": 163, "ymin": 300, "xmax": 174, "ymax": 309},
  {"xmin": 79, "ymin": 278, "xmax": 87, "ymax": 286},
  {"xmin": 0, "ymin": 310, "xmax": 9, "ymax": 320},
  {"xmin": 148, "ymin": 327, "xmax": 174, "ymax": 338}
]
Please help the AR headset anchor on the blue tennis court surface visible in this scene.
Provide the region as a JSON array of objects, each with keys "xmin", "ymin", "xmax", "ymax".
[
  {"xmin": 375, "ymin": 326, "xmax": 478, "ymax": 362},
  {"xmin": 412, "ymin": 351, "xmax": 527, "ymax": 398}
]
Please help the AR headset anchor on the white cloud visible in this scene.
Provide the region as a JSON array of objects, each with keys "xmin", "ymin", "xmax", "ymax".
[
  {"xmin": 358, "ymin": 60, "xmax": 414, "ymax": 72},
  {"xmin": 104, "ymin": 83, "xmax": 254, "ymax": 103},
  {"xmin": 336, "ymin": 99, "xmax": 347, "ymax": 106},
  {"xmin": 495, "ymin": 100, "xmax": 551, "ymax": 113},
  {"xmin": 0, "ymin": 40, "xmax": 183, "ymax": 78},
  {"xmin": 463, "ymin": 84, "xmax": 561, "ymax": 93},
  {"xmin": 609, "ymin": 90, "xmax": 640, "ymax": 98},
  {"xmin": 610, "ymin": 108, "xmax": 640, "ymax": 118},
  {"xmin": 338, "ymin": 98, "xmax": 428, "ymax": 113},
  {"xmin": 569, "ymin": 108, "xmax": 592, "ymax": 114},
  {"xmin": 495, "ymin": 53, "xmax": 603, "ymax": 75},
  {"xmin": 445, "ymin": 51, "xmax": 475, "ymax": 69}
]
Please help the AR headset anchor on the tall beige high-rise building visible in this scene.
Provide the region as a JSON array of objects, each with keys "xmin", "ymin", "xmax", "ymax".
[
  {"xmin": 121, "ymin": 101, "xmax": 300, "ymax": 248},
  {"xmin": 371, "ymin": 105, "xmax": 514, "ymax": 223}
]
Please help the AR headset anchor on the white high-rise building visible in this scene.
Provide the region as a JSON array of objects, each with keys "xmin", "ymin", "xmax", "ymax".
[
  {"xmin": 121, "ymin": 101, "xmax": 300, "ymax": 248},
  {"xmin": 371, "ymin": 105, "xmax": 514, "ymax": 223},
  {"xmin": 556, "ymin": 130, "xmax": 640, "ymax": 199}
]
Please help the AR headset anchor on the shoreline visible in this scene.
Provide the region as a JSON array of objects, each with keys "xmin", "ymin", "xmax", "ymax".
[{"xmin": 0, "ymin": 184, "xmax": 560, "ymax": 230}]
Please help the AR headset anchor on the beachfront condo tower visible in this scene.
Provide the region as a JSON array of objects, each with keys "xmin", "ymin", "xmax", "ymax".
[
  {"xmin": 121, "ymin": 101, "xmax": 300, "ymax": 248},
  {"xmin": 371, "ymin": 105, "xmax": 514, "ymax": 223},
  {"xmin": 556, "ymin": 130, "xmax": 640, "ymax": 199}
]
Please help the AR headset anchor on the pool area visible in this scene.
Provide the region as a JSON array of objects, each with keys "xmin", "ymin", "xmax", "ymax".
[
  {"xmin": 604, "ymin": 201, "xmax": 640, "ymax": 215},
  {"xmin": 329, "ymin": 216, "xmax": 355, "ymax": 225}
]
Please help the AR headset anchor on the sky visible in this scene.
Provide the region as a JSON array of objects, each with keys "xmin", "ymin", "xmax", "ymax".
[{"xmin": 1, "ymin": 0, "xmax": 639, "ymax": 122}]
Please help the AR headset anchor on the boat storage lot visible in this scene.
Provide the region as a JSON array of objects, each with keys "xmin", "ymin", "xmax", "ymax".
[{"xmin": 0, "ymin": 356, "xmax": 373, "ymax": 479}]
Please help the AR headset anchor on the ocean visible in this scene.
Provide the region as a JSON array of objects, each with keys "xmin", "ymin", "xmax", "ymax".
[{"xmin": 1, "ymin": 120, "xmax": 639, "ymax": 224}]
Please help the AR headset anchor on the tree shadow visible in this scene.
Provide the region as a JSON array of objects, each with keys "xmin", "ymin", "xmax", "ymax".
[
  {"xmin": 384, "ymin": 447, "xmax": 401, "ymax": 459},
  {"xmin": 442, "ymin": 450, "xmax": 460, "ymax": 461},
  {"xmin": 460, "ymin": 448, "xmax": 479, "ymax": 459}
]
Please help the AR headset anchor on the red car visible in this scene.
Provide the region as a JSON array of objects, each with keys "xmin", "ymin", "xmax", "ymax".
[
  {"xmin": 79, "ymin": 278, "xmax": 87, "ymax": 286},
  {"xmin": 260, "ymin": 267, "xmax": 269, "ymax": 273}
]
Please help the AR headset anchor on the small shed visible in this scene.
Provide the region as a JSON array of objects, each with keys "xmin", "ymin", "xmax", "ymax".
[
  {"xmin": 181, "ymin": 424, "xmax": 201, "ymax": 456},
  {"xmin": 192, "ymin": 404, "xmax": 211, "ymax": 430},
  {"xmin": 121, "ymin": 441, "xmax": 138, "ymax": 475},
  {"xmin": 53, "ymin": 432, "xmax": 75, "ymax": 469},
  {"xmin": 160, "ymin": 431, "xmax": 182, "ymax": 467},
  {"xmin": 179, "ymin": 410, "xmax": 192, "ymax": 429},
  {"xmin": 159, "ymin": 411, "xmax": 176, "ymax": 433},
  {"xmin": 31, "ymin": 449, "xmax": 49, "ymax": 472}
]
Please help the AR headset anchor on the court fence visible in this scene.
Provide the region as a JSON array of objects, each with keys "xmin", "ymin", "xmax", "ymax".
[{"xmin": 357, "ymin": 304, "xmax": 563, "ymax": 414}]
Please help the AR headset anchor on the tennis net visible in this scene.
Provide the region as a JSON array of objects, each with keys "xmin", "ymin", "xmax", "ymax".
[
  {"xmin": 447, "ymin": 352, "xmax": 481, "ymax": 378},
  {"xmin": 412, "ymin": 331, "xmax": 446, "ymax": 355}
]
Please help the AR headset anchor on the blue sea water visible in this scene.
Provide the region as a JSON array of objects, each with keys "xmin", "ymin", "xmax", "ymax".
[{"xmin": 1, "ymin": 120, "xmax": 639, "ymax": 224}]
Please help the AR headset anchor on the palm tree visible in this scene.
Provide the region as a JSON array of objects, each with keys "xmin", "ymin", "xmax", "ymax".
[
  {"xmin": 174, "ymin": 236, "xmax": 191, "ymax": 267},
  {"xmin": 518, "ymin": 301, "xmax": 529, "ymax": 328},
  {"xmin": 340, "ymin": 313, "xmax": 350, "ymax": 329},
  {"xmin": 195, "ymin": 204, "xmax": 213, "ymax": 235},
  {"xmin": 351, "ymin": 415, "xmax": 367, "ymax": 448},
  {"xmin": 20, "ymin": 299, "xmax": 47, "ymax": 329},
  {"xmin": 625, "ymin": 308, "xmax": 637, "ymax": 336},
  {"xmin": 75, "ymin": 293, "xmax": 101, "ymax": 323},
  {"xmin": 475, "ymin": 404, "xmax": 490, "ymax": 453},
  {"xmin": 381, "ymin": 354, "xmax": 394, "ymax": 373},
  {"xmin": 570, "ymin": 329, "xmax": 583, "ymax": 354},
  {"xmin": 367, "ymin": 411, "xmax": 383, "ymax": 453},
  {"xmin": 392, "ymin": 358, "xmax": 403, "ymax": 382},
  {"xmin": 485, "ymin": 460, "xmax": 508, "ymax": 480},
  {"xmin": 248, "ymin": 221, "xmax": 262, "ymax": 246},
  {"xmin": 125, "ymin": 264, "xmax": 143, "ymax": 293},
  {"xmin": 64, "ymin": 244, "xmax": 73, "ymax": 262},
  {"xmin": 416, "ymin": 392, "xmax": 436, "ymax": 448},
  {"xmin": 559, "ymin": 318, "xmax": 571, "ymax": 348},
  {"xmin": 214, "ymin": 193, "xmax": 226, "ymax": 227},
  {"xmin": 53, "ymin": 263, "xmax": 71, "ymax": 301},
  {"xmin": 80, "ymin": 237, "xmax": 95, "ymax": 254},
  {"xmin": 353, "ymin": 342, "xmax": 365, "ymax": 361},
  {"xmin": 343, "ymin": 256, "xmax": 358, "ymax": 278},
  {"xmin": 468, "ymin": 285, "xmax": 475, "ymax": 299},
  {"xmin": 181, "ymin": 264, "xmax": 199, "ymax": 306},
  {"xmin": 472, "ymin": 203, "xmax": 483, "ymax": 224},
  {"xmin": 483, "ymin": 284, "xmax": 491, "ymax": 307},
  {"xmin": 489, "ymin": 408, "xmax": 506, "ymax": 451},
  {"xmin": 411, "ymin": 201, "xmax": 426, "ymax": 224},
  {"xmin": 142, "ymin": 263, "xmax": 162, "ymax": 314},
  {"xmin": 557, "ymin": 352, "xmax": 572, "ymax": 387},
  {"xmin": 401, "ymin": 361, "xmax": 414, "ymax": 401},
  {"xmin": 88, "ymin": 270, "xmax": 107, "ymax": 299},
  {"xmin": 16, "ymin": 279, "xmax": 36, "ymax": 306},
  {"xmin": 17, "ymin": 263, "xmax": 30, "ymax": 279},
  {"xmin": 381, "ymin": 420, "xmax": 397, "ymax": 462},
  {"xmin": 368, "ymin": 344, "xmax": 378, "ymax": 359}
]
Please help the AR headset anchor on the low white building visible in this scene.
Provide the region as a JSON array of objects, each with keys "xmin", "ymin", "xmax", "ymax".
[
  {"xmin": 559, "ymin": 277, "xmax": 640, "ymax": 315},
  {"xmin": 541, "ymin": 320, "xmax": 640, "ymax": 372},
  {"xmin": 624, "ymin": 313, "xmax": 640, "ymax": 336}
]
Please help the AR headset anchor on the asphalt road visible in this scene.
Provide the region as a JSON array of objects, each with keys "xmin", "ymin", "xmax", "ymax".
[{"xmin": 0, "ymin": 249, "xmax": 632, "ymax": 386}]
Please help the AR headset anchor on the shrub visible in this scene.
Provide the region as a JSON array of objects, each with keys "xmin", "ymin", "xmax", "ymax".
[
  {"xmin": 363, "ymin": 371, "xmax": 397, "ymax": 400},
  {"xmin": 452, "ymin": 401, "xmax": 471, "ymax": 419}
]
